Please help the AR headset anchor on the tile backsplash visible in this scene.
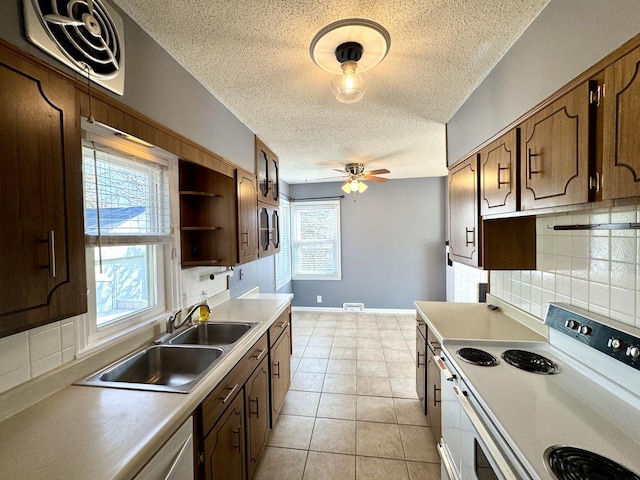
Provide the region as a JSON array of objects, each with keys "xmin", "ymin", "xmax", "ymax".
[
  {"xmin": 0, "ymin": 265, "xmax": 230, "ymax": 394},
  {"xmin": 491, "ymin": 205, "xmax": 640, "ymax": 328}
]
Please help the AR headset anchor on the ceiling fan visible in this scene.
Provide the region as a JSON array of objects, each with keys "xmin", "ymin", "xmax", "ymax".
[{"xmin": 333, "ymin": 163, "xmax": 390, "ymax": 194}]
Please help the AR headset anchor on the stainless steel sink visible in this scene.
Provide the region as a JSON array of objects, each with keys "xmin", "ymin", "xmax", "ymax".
[
  {"xmin": 78, "ymin": 345, "xmax": 224, "ymax": 393},
  {"xmin": 167, "ymin": 322, "xmax": 257, "ymax": 346}
]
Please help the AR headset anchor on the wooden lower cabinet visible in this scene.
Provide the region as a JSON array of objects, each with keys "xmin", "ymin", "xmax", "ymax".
[
  {"xmin": 415, "ymin": 322, "xmax": 426, "ymax": 412},
  {"xmin": 270, "ymin": 324, "xmax": 291, "ymax": 426},
  {"xmin": 425, "ymin": 330, "xmax": 442, "ymax": 441},
  {"xmin": 245, "ymin": 356, "xmax": 270, "ymax": 480},
  {"xmin": 203, "ymin": 392, "xmax": 245, "ymax": 480}
]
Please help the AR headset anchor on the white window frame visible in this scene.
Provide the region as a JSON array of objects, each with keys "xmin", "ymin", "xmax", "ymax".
[
  {"xmin": 77, "ymin": 122, "xmax": 178, "ymax": 353},
  {"xmin": 291, "ymin": 200, "xmax": 342, "ymax": 281},
  {"xmin": 275, "ymin": 198, "xmax": 291, "ymax": 289}
]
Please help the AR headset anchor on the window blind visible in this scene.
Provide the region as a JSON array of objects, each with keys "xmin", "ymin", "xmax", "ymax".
[
  {"xmin": 82, "ymin": 145, "xmax": 172, "ymax": 245},
  {"xmin": 275, "ymin": 199, "xmax": 291, "ymax": 289},
  {"xmin": 291, "ymin": 200, "xmax": 341, "ymax": 280}
]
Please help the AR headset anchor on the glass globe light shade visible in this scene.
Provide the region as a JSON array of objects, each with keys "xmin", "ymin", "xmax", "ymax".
[
  {"xmin": 358, "ymin": 181, "xmax": 368, "ymax": 193},
  {"xmin": 330, "ymin": 60, "xmax": 369, "ymax": 104}
]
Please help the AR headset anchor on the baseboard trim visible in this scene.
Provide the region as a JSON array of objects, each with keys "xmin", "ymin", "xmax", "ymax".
[{"xmin": 292, "ymin": 306, "xmax": 415, "ymax": 315}]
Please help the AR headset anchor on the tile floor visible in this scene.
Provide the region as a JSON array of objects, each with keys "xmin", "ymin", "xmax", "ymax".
[{"xmin": 254, "ymin": 311, "xmax": 441, "ymax": 480}]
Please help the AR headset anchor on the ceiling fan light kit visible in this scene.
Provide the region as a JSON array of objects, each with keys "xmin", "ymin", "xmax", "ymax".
[{"xmin": 310, "ymin": 18, "xmax": 390, "ymax": 104}]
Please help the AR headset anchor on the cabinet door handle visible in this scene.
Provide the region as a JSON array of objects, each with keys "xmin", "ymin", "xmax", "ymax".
[
  {"xmin": 497, "ymin": 162, "xmax": 510, "ymax": 189},
  {"xmin": 273, "ymin": 361, "xmax": 280, "ymax": 378},
  {"xmin": 241, "ymin": 231, "xmax": 249, "ymax": 245},
  {"xmin": 433, "ymin": 383, "xmax": 441, "ymax": 406},
  {"xmin": 249, "ymin": 396, "xmax": 260, "ymax": 418},
  {"xmin": 252, "ymin": 348, "xmax": 267, "ymax": 361},
  {"xmin": 276, "ymin": 321, "xmax": 287, "ymax": 329},
  {"xmin": 221, "ymin": 383, "xmax": 239, "ymax": 404},
  {"xmin": 47, "ymin": 230, "xmax": 56, "ymax": 278},
  {"xmin": 465, "ymin": 227, "xmax": 475, "ymax": 246},
  {"xmin": 528, "ymin": 148, "xmax": 542, "ymax": 179},
  {"xmin": 417, "ymin": 351, "xmax": 425, "ymax": 367},
  {"xmin": 231, "ymin": 427, "xmax": 241, "ymax": 449}
]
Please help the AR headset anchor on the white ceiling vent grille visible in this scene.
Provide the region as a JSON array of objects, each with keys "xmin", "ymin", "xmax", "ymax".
[{"xmin": 23, "ymin": 0, "xmax": 125, "ymax": 95}]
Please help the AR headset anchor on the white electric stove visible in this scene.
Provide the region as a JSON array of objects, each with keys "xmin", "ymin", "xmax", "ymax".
[{"xmin": 436, "ymin": 302, "xmax": 640, "ymax": 480}]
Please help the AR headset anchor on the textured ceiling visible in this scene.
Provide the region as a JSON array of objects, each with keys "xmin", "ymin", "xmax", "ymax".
[{"xmin": 113, "ymin": 0, "xmax": 550, "ymax": 184}]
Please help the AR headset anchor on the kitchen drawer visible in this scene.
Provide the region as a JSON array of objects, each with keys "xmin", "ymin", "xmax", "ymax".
[
  {"xmin": 268, "ymin": 309, "xmax": 290, "ymax": 347},
  {"xmin": 202, "ymin": 333, "xmax": 268, "ymax": 435},
  {"xmin": 416, "ymin": 314, "xmax": 427, "ymax": 338}
]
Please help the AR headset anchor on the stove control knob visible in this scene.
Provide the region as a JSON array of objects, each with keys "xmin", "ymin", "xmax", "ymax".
[
  {"xmin": 608, "ymin": 338, "xmax": 625, "ymax": 350},
  {"xmin": 579, "ymin": 325, "xmax": 592, "ymax": 335},
  {"xmin": 627, "ymin": 346, "xmax": 640, "ymax": 359},
  {"xmin": 565, "ymin": 320, "xmax": 580, "ymax": 330}
]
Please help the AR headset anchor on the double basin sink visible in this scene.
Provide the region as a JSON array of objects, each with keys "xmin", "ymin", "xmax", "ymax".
[{"xmin": 78, "ymin": 322, "xmax": 259, "ymax": 393}]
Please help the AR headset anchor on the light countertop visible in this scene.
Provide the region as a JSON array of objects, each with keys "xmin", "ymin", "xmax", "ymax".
[
  {"xmin": 0, "ymin": 293, "xmax": 292, "ymax": 480},
  {"xmin": 414, "ymin": 297, "xmax": 546, "ymax": 344}
]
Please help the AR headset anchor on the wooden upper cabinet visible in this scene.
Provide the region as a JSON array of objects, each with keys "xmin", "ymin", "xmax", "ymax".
[
  {"xmin": 520, "ymin": 82, "xmax": 591, "ymax": 210},
  {"xmin": 602, "ymin": 45, "xmax": 640, "ymax": 200},
  {"xmin": 0, "ymin": 46, "xmax": 86, "ymax": 337},
  {"xmin": 479, "ymin": 129, "xmax": 519, "ymax": 216},
  {"xmin": 255, "ymin": 137, "xmax": 279, "ymax": 206},
  {"xmin": 179, "ymin": 160, "xmax": 237, "ymax": 267},
  {"xmin": 448, "ymin": 155, "xmax": 480, "ymax": 267},
  {"xmin": 236, "ymin": 169, "xmax": 259, "ymax": 264}
]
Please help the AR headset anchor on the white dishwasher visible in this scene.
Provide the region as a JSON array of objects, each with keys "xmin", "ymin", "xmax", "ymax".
[{"xmin": 134, "ymin": 417, "xmax": 194, "ymax": 480}]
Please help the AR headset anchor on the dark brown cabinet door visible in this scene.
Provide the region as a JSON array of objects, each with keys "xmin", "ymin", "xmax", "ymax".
[
  {"xmin": 415, "ymin": 327, "xmax": 426, "ymax": 407},
  {"xmin": 203, "ymin": 392, "xmax": 245, "ymax": 480},
  {"xmin": 257, "ymin": 203, "xmax": 280, "ymax": 258},
  {"xmin": 520, "ymin": 82, "xmax": 591, "ymax": 210},
  {"xmin": 480, "ymin": 129, "xmax": 519, "ymax": 215},
  {"xmin": 448, "ymin": 155, "xmax": 480, "ymax": 267},
  {"xmin": 255, "ymin": 137, "xmax": 279, "ymax": 207},
  {"xmin": 602, "ymin": 45, "xmax": 640, "ymax": 200},
  {"xmin": 245, "ymin": 356, "xmax": 269, "ymax": 480},
  {"xmin": 0, "ymin": 47, "xmax": 86, "ymax": 337},
  {"xmin": 237, "ymin": 169, "xmax": 259, "ymax": 264},
  {"xmin": 270, "ymin": 324, "xmax": 291, "ymax": 426},
  {"xmin": 426, "ymin": 339, "xmax": 442, "ymax": 441}
]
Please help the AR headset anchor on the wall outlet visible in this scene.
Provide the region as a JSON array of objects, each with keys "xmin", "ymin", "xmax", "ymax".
[{"xmin": 316, "ymin": 295, "xmax": 322, "ymax": 303}]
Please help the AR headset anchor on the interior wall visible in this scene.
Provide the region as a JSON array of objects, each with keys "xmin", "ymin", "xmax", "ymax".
[
  {"xmin": 447, "ymin": 0, "xmax": 640, "ymax": 164},
  {"xmin": 289, "ymin": 177, "xmax": 447, "ymax": 309},
  {"xmin": 0, "ymin": 2, "xmax": 267, "ymax": 393},
  {"xmin": 0, "ymin": 1, "xmax": 255, "ymax": 172},
  {"xmin": 446, "ymin": 0, "xmax": 640, "ymax": 321}
]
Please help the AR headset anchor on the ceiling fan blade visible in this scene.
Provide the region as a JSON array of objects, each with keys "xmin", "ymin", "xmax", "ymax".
[
  {"xmin": 43, "ymin": 14, "xmax": 84, "ymax": 26},
  {"xmin": 363, "ymin": 168, "xmax": 390, "ymax": 176},
  {"xmin": 363, "ymin": 175, "xmax": 388, "ymax": 183},
  {"xmin": 332, "ymin": 168, "xmax": 346, "ymax": 173}
]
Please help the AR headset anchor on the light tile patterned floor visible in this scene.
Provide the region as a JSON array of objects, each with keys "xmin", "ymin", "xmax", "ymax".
[{"xmin": 254, "ymin": 311, "xmax": 441, "ymax": 480}]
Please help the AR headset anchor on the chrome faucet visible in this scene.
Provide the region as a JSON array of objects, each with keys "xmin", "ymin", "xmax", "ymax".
[{"xmin": 166, "ymin": 302, "xmax": 210, "ymax": 334}]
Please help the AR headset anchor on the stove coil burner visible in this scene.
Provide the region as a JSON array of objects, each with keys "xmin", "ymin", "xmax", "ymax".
[
  {"xmin": 545, "ymin": 446, "xmax": 640, "ymax": 480},
  {"xmin": 456, "ymin": 348, "xmax": 499, "ymax": 366},
  {"xmin": 501, "ymin": 349, "xmax": 560, "ymax": 374}
]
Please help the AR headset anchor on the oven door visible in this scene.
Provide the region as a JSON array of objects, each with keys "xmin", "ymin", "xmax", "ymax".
[{"xmin": 454, "ymin": 380, "xmax": 531, "ymax": 480}]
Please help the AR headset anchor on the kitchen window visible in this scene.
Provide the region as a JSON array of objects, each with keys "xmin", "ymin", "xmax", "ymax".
[
  {"xmin": 275, "ymin": 198, "xmax": 291, "ymax": 289},
  {"xmin": 291, "ymin": 200, "xmax": 341, "ymax": 280},
  {"xmin": 78, "ymin": 124, "xmax": 177, "ymax": 350}
]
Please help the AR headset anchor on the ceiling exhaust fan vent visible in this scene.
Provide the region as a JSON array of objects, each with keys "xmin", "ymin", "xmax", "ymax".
[{"xmin": 23, "ymin": 0, "xmax": 125, "ymax": 95}]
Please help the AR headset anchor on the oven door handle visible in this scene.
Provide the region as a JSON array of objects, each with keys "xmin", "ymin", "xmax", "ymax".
[
  {"xmin": 437, "ymin": 442, "xmax": 458, "ymax": 480},
  {"xmin": 453, "ymin": 386, "xmax": 519, "ymax": 480},
  {"xmin": 433, "ymin": 355, "xmax": 456, "ymax": 381}
]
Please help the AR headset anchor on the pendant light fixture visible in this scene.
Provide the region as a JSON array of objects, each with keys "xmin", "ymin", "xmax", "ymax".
[{"xmin": 310, "ymin": 19, "xmax": 390, "ymax": 104}]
